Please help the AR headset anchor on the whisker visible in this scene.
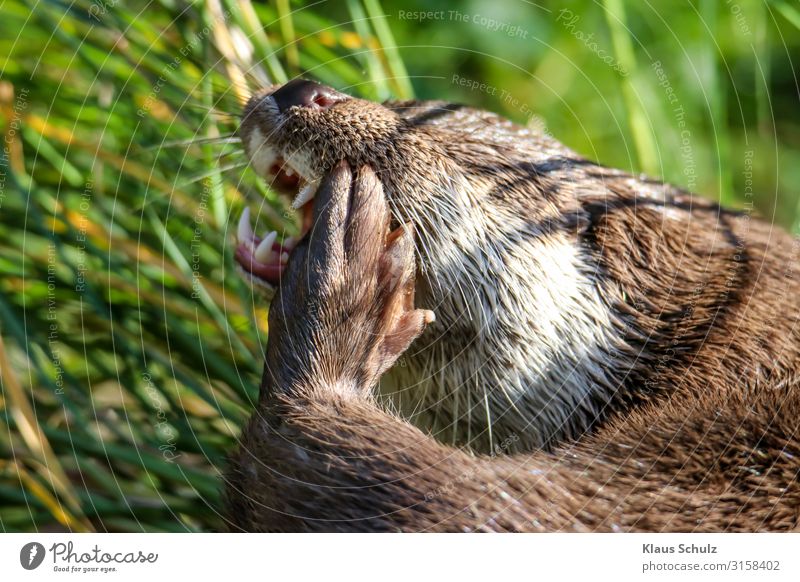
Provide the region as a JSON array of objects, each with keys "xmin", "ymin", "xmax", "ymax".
[
  {"xmin": 179, "ymin": 161, "xmax": 250, "ymax": 187},
  {"xmin": 175, "ymin": 75, "xmax": 244, "ymax": 94},
  {"xmin": 179, "ymin": 103, "xmax": 241, "ymax": 118},
  {"xmin": 483, "ymin": 382, "xmax": 494, "ymax": 453},
  {"xmin": 242, "ymin": 67, "xmax": 271, "ymax": 90},
  {"xmin": 142, "ymin": 135, "xmax": 242, "ymax": 151}
]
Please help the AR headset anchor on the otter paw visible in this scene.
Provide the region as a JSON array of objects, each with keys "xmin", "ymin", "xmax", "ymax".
[{"xmin": 262, "ymin": 161, "xmax": 434, "ymax": 395}]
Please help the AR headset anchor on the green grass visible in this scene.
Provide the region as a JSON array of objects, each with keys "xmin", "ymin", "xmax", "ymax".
[{"xmin": 0, "ymin": 0, "xmax": 798, "ymax": 532}]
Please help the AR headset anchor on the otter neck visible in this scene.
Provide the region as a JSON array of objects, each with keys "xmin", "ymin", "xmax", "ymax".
[{"xmin": 379, "ymin": 180, "xmax": 629, "ymax": 453}]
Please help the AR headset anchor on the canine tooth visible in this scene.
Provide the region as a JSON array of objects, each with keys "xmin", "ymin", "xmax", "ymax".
[
  {"xmin": 254, "ymin": 231, "xmax": 278, "ymax": 263},
  {"xmin": 237, "ymin": 207, "xmax": 253, "ymax": 243},
  {"xmin": 292, "ymin": 180, "xmax": 318, "ymax": 209},
  {"xmin": 284, "ymin": 165, "xmax": 295, "ymax": 177},
  {"xmin": 280, "ymin": 252, "xmax": 289, "ymax": 265},
  {"xmin": 283, "ymin": 236, "xmax": 297, "ymax": 250}
]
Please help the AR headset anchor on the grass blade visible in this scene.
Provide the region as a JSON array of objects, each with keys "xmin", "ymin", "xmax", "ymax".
[{"xmin": 602, "ymin": 0, "xmax": 659, "ymax": 176}]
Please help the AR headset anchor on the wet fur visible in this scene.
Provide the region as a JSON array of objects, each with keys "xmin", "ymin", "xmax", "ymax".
[{"xmin": 226, "ymin": 86, "xmax": 800, "ymax": 531}]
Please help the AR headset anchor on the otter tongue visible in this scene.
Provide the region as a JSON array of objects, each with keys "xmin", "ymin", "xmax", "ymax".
[
  {"xmin": 236, "ymin": 234, "xmax": 289, "ymax": 284},
  {"xmin": 235, "ymin": 211, "xmax": 292, "ymax": 285}
]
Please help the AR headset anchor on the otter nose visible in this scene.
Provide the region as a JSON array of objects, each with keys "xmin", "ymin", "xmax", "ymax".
[{"xmin": 271, "ymin": 79, "xmax": 345, "ymax": 112}]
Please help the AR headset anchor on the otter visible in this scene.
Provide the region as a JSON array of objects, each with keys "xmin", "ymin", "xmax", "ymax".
[{"xmin": 225, "ymin": 79, "xmax": 800, "ymax": 531}]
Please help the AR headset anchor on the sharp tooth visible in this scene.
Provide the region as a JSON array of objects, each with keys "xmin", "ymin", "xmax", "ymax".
[
  {"xmin": 237, "ymin": 207, "xmax": 253, "ymax": 243},
  {"xmin": 283, "ymin": 165, "xmax": 295, "ymax": 177},
  {"xmin": 254, "ymin": 231, "xmax": 278, "ymax": 263},
  {"xmin": 280, "ymin": 252, "xmax": 289, "ymax": 265},
  {"xmin": 292, "ymin": 180, "xmax": 318, "ymax": 209},
  {"xmin": 283, "ymin": 236, "xmax": 297, "ymax": 250}
]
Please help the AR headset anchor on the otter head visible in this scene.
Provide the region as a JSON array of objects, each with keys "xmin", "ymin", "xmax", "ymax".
[{"xmin": 236, "ymin": 79, "xmax": 627, "ymax": 453}]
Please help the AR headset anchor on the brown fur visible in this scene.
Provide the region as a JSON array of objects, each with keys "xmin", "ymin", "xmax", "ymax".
[{"xmin": 225, "ymin": 84, "xmax": 800, "ymax": 531}]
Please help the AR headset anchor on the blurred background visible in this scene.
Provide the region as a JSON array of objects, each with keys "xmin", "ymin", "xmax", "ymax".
[{"xmin": 0, "ymin": 0, "xmax": 798, "ymax": 531}]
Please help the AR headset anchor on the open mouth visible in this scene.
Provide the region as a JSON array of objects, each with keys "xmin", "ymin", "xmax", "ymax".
[{"xmin": 235, "ymin": 150, "xmax": 319, "ymax": 288}]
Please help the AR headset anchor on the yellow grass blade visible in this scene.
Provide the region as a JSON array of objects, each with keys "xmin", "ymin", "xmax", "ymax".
[{"xmin": 0, "ymin": 334, "xmax": 93, "ymax": 531}]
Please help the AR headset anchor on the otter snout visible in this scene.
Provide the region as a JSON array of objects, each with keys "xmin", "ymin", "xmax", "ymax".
[{"xmin": 271, "ymin": 79, "xmax": 348, "ymax": 112}]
